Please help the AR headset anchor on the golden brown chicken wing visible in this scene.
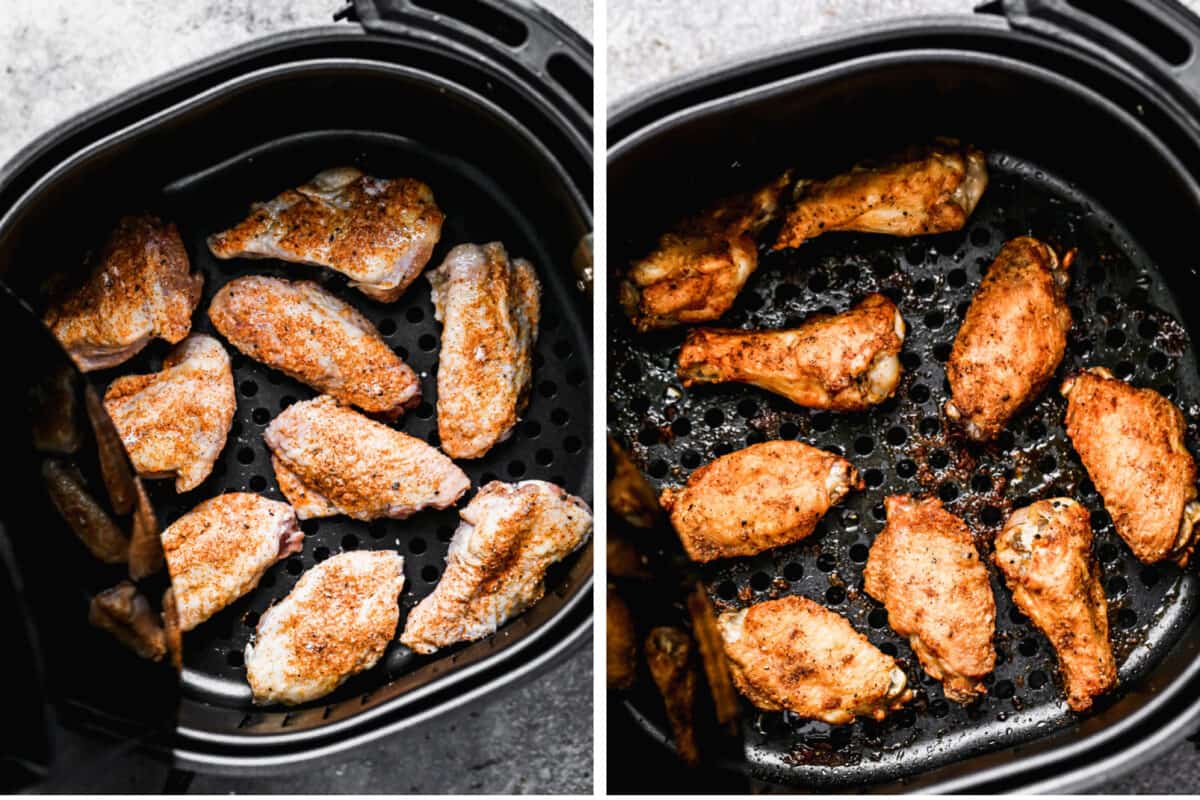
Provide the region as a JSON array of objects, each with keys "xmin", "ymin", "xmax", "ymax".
[
  {"xmin": 864, "ymin": 495, "xmax": 995, "ymax": 703},
  {"xmin": 618, "ymin": 172, "xmax": 791, "ymax": 331},
  {"xmin": 607, "ymin": 585, "xmax": 637, "ymax": 690},
  {"xmin": 608, "ymin": 437, "xmax": 659, "ymax": 529},
  {"xmin": 772, "ymin": 140, "xmax": 987, "ymax": 250},
  {"xmin": 945, "ymin": 237, "xmax": 1071, "ymax": 441},
  {"xmin": 660, "ymin": 440, "xmax": 861, "ymax": 562},
  {"xmin": 677, "ymin": 293, "xmax": 905, "ymax": 411},
  {"xmin": 995, "ymin": 498, "xmax": 1116, "ymax": 711},
  {"xmin": 1062, "ymin": 368, "xmax": 1200, "ymax": 565},
  {"xmin": 645, "ymin": 626, "xmax": 700, "ymax": 766},
  {"xmin": 717, "ymin": 595, "xmax": 912, "ymax": 724}
]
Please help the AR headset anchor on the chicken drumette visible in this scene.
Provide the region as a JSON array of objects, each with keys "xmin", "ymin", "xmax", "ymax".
[
  {"xmin": 1062, "ymin": 367, "xmax": 1200, "ymax": 565},
  {"xmin": 995, "ymin": 498, "xmax": 1116, "ymax": 711},
  {"xmin": 945, "ymin": 237, "xmax": 1072, "ymax": 441},
  {"xmin": 660, "ymin": 440, "xmax": 861, "ymax": 562},
  {"xmin": 717, "ymin": 595, "xmax": 912, "ymax": 724},
  {"xmin": 677, "ymin": 293, "xmax": 905, "ymax": 411},
  {"xmin": 864, "ymin": 495, "xmax": 995, "ymax": 703}
]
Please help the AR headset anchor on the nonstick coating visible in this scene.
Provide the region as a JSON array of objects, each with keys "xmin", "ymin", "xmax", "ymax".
[
  {"xmin": 607, "ymin": 151, "xmax": 1200, "ymax": 787},
  {"xmin": 80, "ymin": 129, "xmax": 593, "ymax": 720}
]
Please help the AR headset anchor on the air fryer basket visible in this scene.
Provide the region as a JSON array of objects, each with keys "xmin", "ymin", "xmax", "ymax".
[{"xmin": 608, "ymin": 9, "xmax": 1200, "ymax": 791}]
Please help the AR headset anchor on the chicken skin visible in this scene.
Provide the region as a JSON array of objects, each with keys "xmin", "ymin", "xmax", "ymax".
[
  {"xmin": 400, "ymin": 480, "xmax": 593, "ymax": 653},
  {"xmin": 427, "ymin": 242, "xmax": 540, "ymax": 459},
  {"xmin": 264, "ymin": 395, "xmax": 470, "ymax": 522},
  {"xmin": 246, "ymin": 550, "xmax": 405, "ymax": 705},
  {"xmin": 42, "ymin": 459, "xmax": 128, "ymax": 564},
  {"xmin": 717, "ymin": 595, "xmax": 912, "ymax": 724},
  {"xmin": 103, "ymin": 334, "xmax": 236, "ymax": 493},
  {"xmin": 1062, "ymin": 367, "xmax": 1200, "ymax": 565},
  {"xmin": 864, "ymin": 495, "xmax": 996, "ymax": 703},
  {"xmin": 772, "ymin": 140, "xmax": 987, "ymax": 250},
  {"xmin": 45, "ymin": 215, "xmax": 203, "ymax": 371},
  {"xmin": 208, "ymin": 167, "xmax": 444, "ymax": 302},
  {"xmin": 89, "ymin": 581, "xmax": 167, "ymax": 662},
  {"xmin": 660, "ymin": 440, "xmax": 861, "ymax": 562},
  {"xmin": 995, "ymin": 498, "xmax": 1116, "ymax": 711},
  {"xmin": 946, "ymin": 237, "xmax": 1071, "ymax": 441},
  {"xmin": 209, "ymin": 276, "xmax": 419, "ymax": 418},
  {"xmin": 677, "ymin": 293, "xmax": 905, "ymax": 411},
  {"xmin": 619, "ymin": 172, "xmax": 791, "ymax": 331},
  {"xmin": 162, "ymin": 493, "xmax": 303, "ymax": 631}
]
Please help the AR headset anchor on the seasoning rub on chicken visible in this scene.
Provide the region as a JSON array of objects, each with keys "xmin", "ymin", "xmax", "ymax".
[
  {"xmin": 660, "ymin": 440, "xmax": 861, "ymax": 562},
  {"xmin": 427, "ymin": 242, "xmax": 540, "ymax": 459},
  {"xmin": 677, "ymin": 293, "xmax": 905, "ymax": 411},
  {"xmin": 400, "ymin": 480, "xmax": 592, "ymax": 654},
  {"xmin": 45, "ymin": 215, "xmax": 203, "ymax": 371},
  {"xmin": 208, "ymin": 167, "xmax": 444, "ymax": 302}
]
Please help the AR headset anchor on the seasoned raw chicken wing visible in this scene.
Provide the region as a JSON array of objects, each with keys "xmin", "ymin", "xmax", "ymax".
[
  {"xmin": 677, "ymin": 293, "xmax": 905, "ymax": 411},
  {"xmin": 660, "ymin": 440, "xmax": 861, "ymax": 562},
  {"xmin": 1062, "ymin": 367, "xmax": 1200, "ymax": 565},
  {"xmin": 946, "ymin": 237, "xmax": 1071, "ymax": 441},
  {"xmin": 772, "ymin": 140, "xmax": 987, "ymax": 250},
  {"xmin": 717, "ymin": 595, "xmax": 912, "ymax": 724},
  {"xmin": 265, "ymin": 395, "xmax": 469, "ymax": 521},
  {"xmin": 400, "ymin": 480, "xmax": 592, "ymax": 653},
  {"xmin": 996, "ymin": 498, "xmax": 1116, "ymax": 711},
  {"xmin": 208, "ymin": 167, "xmax": 443, "ymax": 302},
  {"xmin": 246, "ymin": 551, "xmax": 405, "ymax": 705},
  {"xmin": 427, "ymin": 243, "xmax": 540, "ymax": 459},
  {"xmin": 864, "ymin": 495, "xmax": 995, "ymax": 703},
  {"xmin": 103, "ymin": 334, "xmax": 235, "ymax": 493},
  {"xmin": 162, "ymin": 493, "xmax": 303, "ymax": 631},
  {"xmin": 209, "ymin": 275, "xmax": 419, "ymax": 418},
  {"xmin": 45, "ymin": 215, "xmax": 203, "ymax": 371}
]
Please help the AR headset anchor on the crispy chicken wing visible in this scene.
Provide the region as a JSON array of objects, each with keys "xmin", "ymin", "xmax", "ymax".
[
  {"xmin": 246, "ymin": 550, "xmax": 405, "ymax": 705},
  {"xmin": 717, "ymin": 595, "xmax": 912, "ymax": 723},
  {"xmin": 677, "ymin": 293, "xmax": 905, "ymax": 411},
  {"xmin": 619, "ymin": 172, "xmax": 791, "ymax": 331},
  {"xmin": 162, "ymin": 493, "xmax": 303, "ymax": 631},
  {"xmin": 42, "ymin": 459, "xmax": 128, "ymax": 564},
  {"xmin": 264, "ymin": 395, "xmax": 469, "ymax": 522},
  {"xmin": 400, "ymin": 480, "xmax": 592, "ymax": 653},
  {"xmin": 772, "ymin": 140, "xmax": 987, "ymax": 250},
  {"xmin": 660, "ymin": 440, "xmax": 861, "ymax": 562},
  {"xmin": 45, "ymin": 215, "xmax": 203, "ymax": 371},
  {"xmin": 89, "ymin": 581, "xmax": 166, "ymax": 662},
  {"xmin": 1062, "ymin": 368, "xmax": 1200, "ymax": 565},
  {"xmin": 103, "ymin": 334, "xmax": 236, "ymax": 493},
  {"xmin": 645, "ymin": 627, "xmax": 700, "ymax": 766},
  {"xmin": 864, "ymin": 495, "xmax": 995, "ymax": 703},
  {"xmin": 995, "ymin": 498, "xmax": 1116, "ymax": 711},
  {"xmin": 607, "ymin": 585, "xmax": 637, "ymax": 690},
  {"xmin": 209, "ymin": 275, "xmax": 419, "ymax": 418},
  {"xmin": 208, "ymin": 167, "xmax": 444, "ymax": 302},
  {"xmin": 946, "ymin": 237, "xmax": 1071, "ymax": 441},
  {"xmin": 608, "ymin": 437, "xmax": 659, "ymax": 529},
  {"xmin": 426, "ymin": 242, "xmax": 540, "ymax": 459}
]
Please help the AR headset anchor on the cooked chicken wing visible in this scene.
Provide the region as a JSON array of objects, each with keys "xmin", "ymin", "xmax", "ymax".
[
  {"xmin": 864, "ymin": 495, "xmax": 995, "ymax": 703},
  {"xmin": 996, "ymin": 498, "xmax": 1116, "ymax": 711},
  {"xmin": 608, "ymin": 437, "xmax": 659, "ymax": 529},
  {"xmin": 607, "ymin": 585, "xmax": 637, "ymax": 690},
  {"xmin": 208, "ymin": 167, "xmax": 444, "ymax": 302},
  {"xmin": 162, "ymin": 493, "xmax": 303, "ymax": 631},
  {"xmin": 645, "ymin": 626, "xmax": 700, "ymax": 766},
  {"xmin": 103, "ymin": 334, "xmax": 235, "ymax": 493},
  {"xmin": 660, "ymin": 440, "xmax": 861, "ymax": 562},
  {"xmin": 1062, "ymin": 367, "xmax": 1200, "ymax": 565},
  {"xmin": 400, "ymin": 480, "xmax": 593, "ymax": 653},
  {"xmin": 687, "ymin": 583, "xmax": 740, "ymax": 726},
  {"xmin": 42, "ymin": 459, "xmax": 128, "ymax": 564},
  {"xmin": 772, "ymin": 140, "xmax": 987, "ymax": 250},
  {"xmin": 946, "ymin": 237, "xmax": 1071, "ymax": 441},
  {"xmin": 128, "ymin": 477, "xmax": 163, "ymax": 581},
  {"xmin": 678, "ymin": 293, "xmax": 905, "ymax": 411},
  {"xmin": 619, "ymin": 172, "xmax": 791, "ymax": 331},
  {"xmin": 209, "ymin": 275, "xmax": 419, "ymax": 418},
  {"xmin": 85, "ymin": 385, "xmax": 137, "ymax": 515},
  {"xmin": 246, "ymin": 550, "xmax": 405, "ymax": 705},
  {"xmin": 89, "ymin": 581, "xmax": 166, "ymax": 661},
  {"xmin": 717, "ymin": 595, "xmax": 912, "ymax": 723},
  {"xmin": 427, "ymin": 242, "xmax": 540, "ymax": 459},
  {"xmin": 265, "ymin": 395, "xmax": 469, "ymax": 522},
  {"xmin": 44, "ymin": 215, "xmax": 203, "ymax": 371},
  {"xmin": 31, "ymin": 365, "xmax": 82, "ymax": 454}
]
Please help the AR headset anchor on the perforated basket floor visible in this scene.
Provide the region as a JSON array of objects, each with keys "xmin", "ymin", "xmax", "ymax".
[{"xmin": 608, "ymin": 152, "xmax": 1200, "ymax": 786}]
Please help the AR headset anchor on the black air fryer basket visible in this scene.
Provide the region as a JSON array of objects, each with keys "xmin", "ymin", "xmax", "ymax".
[
  {"xmin": 608, "ymin": 0, "xmax": 1200, "ymax": 792},
  {"xmin": 0, "ymin": 0, "xmax": 592, "ymax": 783}
]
